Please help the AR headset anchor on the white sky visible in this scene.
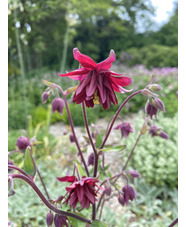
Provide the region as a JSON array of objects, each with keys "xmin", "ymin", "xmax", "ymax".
[{"xmin": 150, "ymin": 0, "xmax": 176, "ymax": 23}]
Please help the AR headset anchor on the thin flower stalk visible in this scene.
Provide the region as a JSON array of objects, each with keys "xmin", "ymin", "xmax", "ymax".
[{"xmin": 55, "ymin": 84, "xmax": 90, "ymax": 177}]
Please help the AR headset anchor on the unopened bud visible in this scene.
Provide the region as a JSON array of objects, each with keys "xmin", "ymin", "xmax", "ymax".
[
  {"xmin": 52, "ymin": 98, "xmax": 64, "ymax": 115},
  {"xmin": 146, "ymin": 84, "xmax": 162, "ymax": 92},
  {"xmin": 152, "ymin": 98, "xmax": 165, "ymax": 112},
  {"xmin": 159, "ymin": 131, "xmax": 169, "ymax": 139},
  {"xmin": 55, "ymin": 195, "xmax": 64, "ymax": 203},
  {"xmin": 42, "ymin": 92, "xmax": 49, "ymax": 103},
  {"xmin": 70, "ymin": 134, "xmax": 75, "ymax": 143},
  {"xmin": 118, "ymin": 193, "xmax": 125, "ymax": 206},
  {"xmin": 128, "ymin": 170, "xmax": 141, "ymax": 178},
  {"xmin": 46, "ymin": 211, "xmax": 54, "ymax": 227},
  {"xmin": 16, "ymin": 136, "xmax": 30, "ymax": 151},
  {"xmin": 104, "ymin": 186, "xmax": 112, "ymax": 196},
  {"xmin": 88, "ymin": 153, "xmax": 95, "ymax": 166}
]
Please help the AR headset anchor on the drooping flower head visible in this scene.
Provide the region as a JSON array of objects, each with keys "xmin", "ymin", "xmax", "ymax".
[
  {"xmin": 52, "ymin": 98, "xmax": 64, "ymax": 115},
  {"xmin": 149, "ymin": 125, "xmax": 169, "ymax": 140},
  {"xmin": 114, "ymin": 122, "xmax": 134, "ymax": 138},
  {"xmin": 57, "ymin": 175, "xmax": 102, "ymax": 209},
  {"xmin": 121, "ymin": 185, "xmax": 137, "ymax": 206},
  {"xmin": 59, "ymin": 48, "xmax": 133, "ymax": 109}
]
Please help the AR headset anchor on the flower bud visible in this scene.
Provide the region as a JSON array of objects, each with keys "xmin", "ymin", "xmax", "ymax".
[
  {"xmin": 70, "ymin": 134, "xmax": 75, "ymax": 143},
  {"xmin": 52, "ymin": 98, "xmax": 64, "ymax": 115},
  {"xmin": 46, "ymin": 211, "xmax": 54, "ymax": 227},
  {"xmin": 128, "ymin": 170, "xmax": 141, "ymax": 178},
  {"xmin": 16, "ymin": 136, "xmax": 30, "ymax": 151},
  {"xmin": 42, "ymin": 92, "xmax": 49, "ymax": 103},
  {"xmin": 149, "ymin": 125, "xmax": 159, "ymax": 137},
  {"xmin": 146, "ymin": 84, "xmax": 162, "ymax": 92},
  {"xmin": 152, "ymin": 98, "xmax": 165, "ymax": 112},
  {"xmin": 145, "ymin": 100, "xmax": 158, "ymax": 119},
  {"xmin": 118, "ymin": 193, "xmax": 125, "ymax": 206},
  {"xmin": 104, "ymin": 186, "xmax": 112, "ymax": 196},
  {"xmin": 88, "ymin": 153, "xmax": 95, "ymax": 166},
  {"xmin": 159, "ymin": 131, "xmax": 169, "ymax": 139},
  {"xmin": 54, "ymin": 214, "xmax": 68, "ymax": 227}
]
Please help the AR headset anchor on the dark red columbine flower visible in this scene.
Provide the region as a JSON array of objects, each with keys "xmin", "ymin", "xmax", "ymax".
[
  {"xmin": 59, "ymin": 48, "xmax": 133, "ymax": 109},
  {"xmin": 57, "ymin": 175, "xmax": 101, "ymax": 209},
  {"xmin": 114, "ymin": 122, "xmax": 134, "ymax": 138}
]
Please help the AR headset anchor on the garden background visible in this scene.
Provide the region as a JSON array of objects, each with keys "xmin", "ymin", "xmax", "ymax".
[{"xmin": 8, "ymin": 0, "xmax": 178, "ymax": 226}]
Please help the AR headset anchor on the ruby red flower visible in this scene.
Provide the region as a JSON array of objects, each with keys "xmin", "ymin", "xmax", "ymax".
[
  {"xmin": 57, "ymin": 175, "xmax": 101, "ymax": 209},
  {"xmin": 59, "ymin": 48, "xmax": 133, "ymax": 109}
]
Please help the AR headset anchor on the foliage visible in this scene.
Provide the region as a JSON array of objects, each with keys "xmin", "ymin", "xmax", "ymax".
[
  {"xmin": 121, "ymin": 112, "xmax": 178, "ymax": 187},
  {"xmin": 126, "ymin": 44, "xmax": 178, "ymax": 68}
]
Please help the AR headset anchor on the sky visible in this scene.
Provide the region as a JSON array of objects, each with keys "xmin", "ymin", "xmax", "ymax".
[{"xmin": 150, "ymin": 0, "xmax": 176, "ymax": 24}]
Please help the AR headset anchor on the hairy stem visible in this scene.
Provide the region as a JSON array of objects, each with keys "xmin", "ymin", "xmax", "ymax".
[
  {"xmin": 55, "ymin": 84, "xmax": 89, "ymax": 177},
  {"xmin": 9, "ymin": 173, "xmax": 92, "ymax": 224}
]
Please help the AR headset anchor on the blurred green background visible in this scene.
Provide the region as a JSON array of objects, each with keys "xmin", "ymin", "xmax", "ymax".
[{"xmin": 8, "ymin": 0, "xmax": 178, "ymax": 226}]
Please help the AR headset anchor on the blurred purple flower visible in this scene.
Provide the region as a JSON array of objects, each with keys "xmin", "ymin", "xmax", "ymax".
[
  {"xmin": 114, "ymin": 122, "xmax": 134, "ymax": 138},
  {"xmin": 122, "ymin": 185, "xmax": 137, "ymax": 206},
  {"xmin": 128, "ymin": 170, "xmax": 141, "ymax": 178},
  {"xmin": 52, "ymin": 98, "xmax": 64, "ymax": 115},
  {"xmin": 54, "ymin": 214, "xmax": 68, "ymax": 227}
]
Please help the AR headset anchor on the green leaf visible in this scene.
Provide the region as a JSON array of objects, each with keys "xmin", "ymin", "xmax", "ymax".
[
  {"xmin": 90, "ymin": 220, "xmax": 108, "ymax": 227},
  {"xmin": 24, "ymin": 147, "xmax": 36, "ymax": 179},
  {"xmin": 74, "ymin": 160, "xmax": 86, "ymax": 177},
  {"xmin": 98, "ymin": 145, "xmax": 126, "ymax": 155},
  {"xmin": 68, "ymin": 213, "xmax": 87, "ymax": 227},
  {"xmin": 96, "ymin": 134, "xmax": 102, "ymax": 148}
]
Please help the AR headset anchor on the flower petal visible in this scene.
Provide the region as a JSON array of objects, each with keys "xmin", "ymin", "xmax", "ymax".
[
  {"xmin": 86, "ymin": 70, "xmax": 97, "ymax": 97},
  {"xmin": 97, "ymin": 49, "xmax": 115, "ymax": 70},
  {"xmin": 77, "ymin": 185, "xmax": 85, "ymax": 202},
  {"xmin": 57, "ymin": 175, "xmax": 76, "ymax": 182},
  {"xmin": 58, "ymin": 68, "xmax": 89, "ymax": 79},
  {"xmin": 110, "ymin": 76, "xmax": 133, "ymax": 87},
  {"xmin": 76, "ymin": 71, "xmax": 92, "ymax": 95},
  {"xmin": 73, "ymin": 48, "xmax": 97, "ymax": 69}
]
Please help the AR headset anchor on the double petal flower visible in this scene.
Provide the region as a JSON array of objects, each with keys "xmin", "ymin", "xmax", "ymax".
[
  {"xmin": 57, "ymin": 175, "xmax": 102, "ymax": 209},
  {"xmin": 59, "ymin": 48, "xmax": 133, "ymax": 109}
]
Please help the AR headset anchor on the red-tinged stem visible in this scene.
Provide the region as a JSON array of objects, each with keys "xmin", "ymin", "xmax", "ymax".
[
  {"xmin": 55, "ymin": 84, "xmax": 89, "ymax": 177},
  {"xmin": 37, "ymin": 168, "xmax": 50, "ymax": 200},
  {"xmin": 82, "ymin": 102, "xmax": 98, "ymax": 177},
  {"xmin": 122, "ymin": 120, "xmax": 146, "ymax": 171},
  {"xmin": 9, "ymin": 173, "xmax": 92, "ymax": 224},
  {"xmin": 8, "ymin": 165, "xmax": 29, "ymax": 177},
  {"xmin": 100, "ymin": 90, "xmax": 142, "ymax": 150},
  {"xmin": 82, "ymin": 103, "xmax": 99, "ymax": 220},
  {"xmin": 168, "ymin": 218, "xmax": 178, "ymax": 227}
]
